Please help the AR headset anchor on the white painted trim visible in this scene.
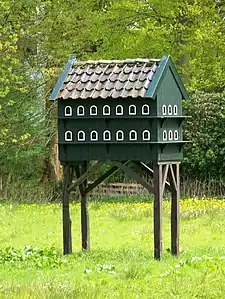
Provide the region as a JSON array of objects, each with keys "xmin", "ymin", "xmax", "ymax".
[
  {"xmin": 65, "ymin": 131, "xmax": 72, "ymax": 141},
  {"xmin": 129, "ymin": 130, "xmax": 137, "ymax": 141},
  {"xmin": 173, "ymin": 104, "xmax": 178, "ymax": 115},
  {"xmin": 90, "ymin": 130, "xmax": 98, "ymax": 141},
  {"xmin": 64, "ymin": 106, "xmax": 72, "ymax": 116},
  {"xmin": 116, "ymin": 105, "xmax": 123, "ymax": 115},
  {"xmin": 90, "ymin": 105, "xmax": 97, "ymax": 116},
  {"xmin": 103, "ymin": 105, "xmax": 110, "ymax": 115},
  {"xmin": 174, "ymin": 130, "xmax": 179, "ymax": 140},
  {"xmin": 77, "ymin": 130, "xmax": 85, "ymax": 141},
  {"xmin": 77, "ymin": 105, "xmax": 85, "ymax": 116},
  {"xmin": 142, "ymin": 130, "xmax": 151, "ymax": 140},
  {"xmin": 169, "ymin": 130, "xmax": 173, "ymax": 141},
  {"xmin": 142, "ymin": 104, "xmax": 150, "ymax": 115},
  {"xmin": 103, "ymin": 130, "xmax": 111, "ymax": 141},
  {"xmin": 168, "ymin": 105, "xmax": 173, "ymax": 116},
  {"xmin": 129, "ymin": 105, "xmax": 136, "ymax": 115},
  {"xmin": 163, "ymin": 130, "xmax": 167, "ymax": 141},
  {"xmin": 162, "ymin": 104, "xmax": 167, "ymax": 116},
  {"xmin": 116, "ymin": 130, "xmax": 124, "ymax": 141}
]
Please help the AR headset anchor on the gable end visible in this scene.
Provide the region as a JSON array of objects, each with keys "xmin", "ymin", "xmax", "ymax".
[{"xmin": 145, "ymin": 55, "xmax": 188, "ymax": 100}]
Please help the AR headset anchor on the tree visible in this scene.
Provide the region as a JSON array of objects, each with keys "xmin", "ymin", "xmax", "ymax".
[
  {"xmin": 0, "ymin": 0, "xmax": 111, "ymax": 181},
  {"xmin": 1, "ymin": 0, "xmax": 225, "ymax": 184},
  {"xmin": 183, "ymin": 91, "xmax": 225, "ymax": 180},
  {"xmin": 87, "ymin": 0, "xmax": 225, "ymax": 91}
]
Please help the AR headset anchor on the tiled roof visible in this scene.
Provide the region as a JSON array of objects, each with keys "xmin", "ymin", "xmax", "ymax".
[{"xmin": 58, "ymin": 58, "xmax": 160, "ymax": 100}]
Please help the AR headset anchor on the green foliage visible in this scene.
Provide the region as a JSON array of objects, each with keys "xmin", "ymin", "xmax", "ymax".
[
  {"xmin": 88, "ymin": 0, "xmax": 225, "ymax": 91},
  {"xmin": 1, "ymin": 1, "xmax": 225, "ymax": 185},
  {"xmin": 1, "ymin": 199, "xmax": 225, "ymax": 298},
  {"xmin": 1, "ymin": 0, "xmax": 225, "ymax": 96},
  {"xmin": 0, "ymin": 94, "xmax": 48, "ymax": 179},
  {"xmin": 0, "ymin": 245, "xmax": 65, "ymax": 268},
  {"xmin": 183, "ymin": 91, "xmax": 225, "ymax": 180}
]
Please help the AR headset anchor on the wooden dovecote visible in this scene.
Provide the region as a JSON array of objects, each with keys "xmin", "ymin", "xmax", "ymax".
[
  {"xmin": 50, "ymin": 56, "xmax": 188, "ymax": 163},
  {"xmin": 50, "ymin": 55, "xmax": 188, "ymax": 260}
]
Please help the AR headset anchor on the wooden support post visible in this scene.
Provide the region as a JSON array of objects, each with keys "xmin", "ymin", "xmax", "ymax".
[
  {"xmin": 75, "ymin": 162, "xmax": 90, "ymax": 251},
  {"xmin": 68, "ymin": 161, "xmax": 102, "ymax": 192},
  {"xmin": 62, "ymin": 164, "xmax": 73, "ymax": 255},
  {"xmin": 80, "ymin": 161, "xmax": 90, "ymax": 251},
  {"xmin": 153, "ymin": 163, "xmax": 163, "ymax": 260},
  {"xmin": 132, "ymin": 161, "xmax": 172, "ymax": 193},
  {"xmin": 170, "ymin": 163, "xmax": 180, "ymax": 256}
]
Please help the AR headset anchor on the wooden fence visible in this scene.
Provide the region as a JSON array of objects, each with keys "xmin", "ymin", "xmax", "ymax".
[
  {"xmin": 88, "ymin": 182, "xmax": 150, "ymax": 197},
  {"xmin": 86, "ymin": 179, "xmax": 225, "ymax": 198}
]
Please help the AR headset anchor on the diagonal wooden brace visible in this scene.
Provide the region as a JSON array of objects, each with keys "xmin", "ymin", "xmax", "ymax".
[
  {"xmin": 85, "ymin": 161, "xmax": 128, "ymax": 195},
  {"xmin": 132, "ymin": 161, "xmax": 172, "ymax": 192},
  {"xmin": 111, "ymin": 161, "xmax": 154, "ymax": 194},
  {"xmin": 67, "ymin": 161, "xmax": 103, "ymax": 192}
]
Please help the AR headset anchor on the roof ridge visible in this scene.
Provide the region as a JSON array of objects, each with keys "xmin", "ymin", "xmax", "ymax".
[{"xmin": 75, "ymin": 58, "xmax": 160, "ymax": 66}]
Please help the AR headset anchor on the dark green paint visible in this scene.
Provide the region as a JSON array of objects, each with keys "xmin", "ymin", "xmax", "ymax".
[
  {"xmin": 57, "ymin": 57, "xmax": 188, "ymax": 162},
  {"xmin": 146, "ymin": 55, "xmax": 188, "ymax": 100}
]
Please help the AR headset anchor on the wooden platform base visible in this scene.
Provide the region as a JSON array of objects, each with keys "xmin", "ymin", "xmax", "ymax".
[{"xmin": 61, "ymin": 160, "xmax": 180, "ymax": 260}]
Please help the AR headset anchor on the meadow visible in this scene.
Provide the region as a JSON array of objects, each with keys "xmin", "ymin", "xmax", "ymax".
[{"xmin": 0, "ymin": 197, "xmax": 225, "ymax": 298}]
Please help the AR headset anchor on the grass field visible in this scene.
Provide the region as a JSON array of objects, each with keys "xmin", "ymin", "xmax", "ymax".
[{"xmin": 1, "ymin": 197, "xmax": 225, "ymax": 298}]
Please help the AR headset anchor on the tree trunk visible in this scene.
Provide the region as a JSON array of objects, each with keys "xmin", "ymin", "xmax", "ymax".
[{"xmin": 41, "ymin": 98, "xmax": 62, "ymax": 182}]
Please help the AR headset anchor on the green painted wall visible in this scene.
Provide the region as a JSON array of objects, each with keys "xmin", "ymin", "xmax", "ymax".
[
  {"xmin": 58, "ymin": 71, "xmax": 185, "ymax": 162},
  {"xmin": 155, "ymin": 66, "xmax": 184, "ymax": 161}
]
